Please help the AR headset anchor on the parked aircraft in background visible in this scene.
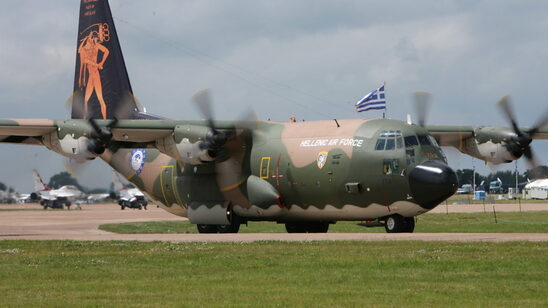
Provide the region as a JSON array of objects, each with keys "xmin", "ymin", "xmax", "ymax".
[
  {"xmin": 32, "ymin": 170, "xmax": 85, "ymax": 209},
  {"xmin": 111, "ymin": 172, "xmax": 148, "ymax": 210}
]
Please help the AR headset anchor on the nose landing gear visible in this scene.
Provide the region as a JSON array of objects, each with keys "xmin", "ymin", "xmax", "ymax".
[{"xmin": 384, "ymin": 214, "xmax": 415, "ymax": 233}]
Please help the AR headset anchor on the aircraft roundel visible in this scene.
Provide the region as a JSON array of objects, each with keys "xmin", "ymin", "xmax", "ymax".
[{"xmin": 130, "ymin": 149, "xmax": 146, "ymax": 175}]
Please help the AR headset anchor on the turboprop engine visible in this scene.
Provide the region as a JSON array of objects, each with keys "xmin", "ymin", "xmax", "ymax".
[
  {"xmin": 468, "ymin": 126, "xmax": 520, "ymax": 164},
  {"xmin": 155, "ymin": 124, "xmax": 221, "ymax": 165}
]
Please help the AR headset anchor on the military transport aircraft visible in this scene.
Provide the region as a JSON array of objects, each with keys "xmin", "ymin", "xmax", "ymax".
[{"xmin": 1, "ymin": 0, "xmax": 547, "ymax": 233}]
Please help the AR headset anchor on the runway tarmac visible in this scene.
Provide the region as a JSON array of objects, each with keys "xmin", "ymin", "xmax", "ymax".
[{"xmin": 1, "ymin": 202, "xmax": 547, "ymax": 242}]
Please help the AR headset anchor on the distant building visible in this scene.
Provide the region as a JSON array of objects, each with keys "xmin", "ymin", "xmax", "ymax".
[{"xmin": 523, "ymin": 179, "xmax": 548, "ymax": 200}]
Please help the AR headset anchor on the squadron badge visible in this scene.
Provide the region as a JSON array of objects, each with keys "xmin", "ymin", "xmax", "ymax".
[
  {"xmin": 130, "ymin": 149, "xmax": 146, "ymax": 175},
  {"xmin": 317, "ymin": 151, "xmax": 328, "ymax": 169}
]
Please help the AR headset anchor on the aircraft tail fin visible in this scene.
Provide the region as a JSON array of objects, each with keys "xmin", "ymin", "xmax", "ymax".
[
  {"xmin": 71, "ymin": 0, "xmax": 144, "ymax": 120},
  {"xmin": 32, "ymin": 169, "xmax": 48, "ymax": 192},
  {"xmin": 112, "ymin": 171, "xmax": 127, "ymax": 191}
]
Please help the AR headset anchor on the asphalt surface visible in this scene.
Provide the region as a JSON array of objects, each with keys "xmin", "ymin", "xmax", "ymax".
[{"xmin": 0, "ymin": 202, "xmax": 547, "ymax": 242}]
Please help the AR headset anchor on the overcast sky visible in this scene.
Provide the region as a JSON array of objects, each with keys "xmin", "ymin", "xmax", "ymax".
[{"xmin": 1, "ymin": 0, "xmax": 547, "ymax": 192}]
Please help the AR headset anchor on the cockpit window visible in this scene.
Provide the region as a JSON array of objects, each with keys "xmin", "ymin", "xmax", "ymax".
[
  {"xmin": 376, "ymin": 130, "xmax": 402, "ymax": 151},
  {"xmin": 385, "ymin": 138, "xmax": 395, "ymax": 150},
  {"xmin": 417, "ymin": 135, "xmax": 431, "ymax": 146},
  {"xmin": 375, "ymin": 139, "xmax": 386, "ymax": 150},
  {"xmin": 404, "ymin": 135, "xmax": 418, "ymax": 147},
  {"xmin": 396, "ymin": 136, "xmax": 403, "ymax": 149}
]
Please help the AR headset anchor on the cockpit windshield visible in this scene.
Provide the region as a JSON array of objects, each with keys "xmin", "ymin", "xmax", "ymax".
[{"xmin": 375, "ymin": 130, "xmax": 403, "ymax": 151}]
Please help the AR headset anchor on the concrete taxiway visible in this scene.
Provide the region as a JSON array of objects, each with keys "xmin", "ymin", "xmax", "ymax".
[{"xmin": 0, "ymin": 202, "xmax": 547, "ymax": 242}]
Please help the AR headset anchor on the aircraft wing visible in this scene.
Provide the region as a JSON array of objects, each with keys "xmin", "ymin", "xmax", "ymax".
[
  {"xmin": 425, "ymin": 125, "xmax": 475, "ymax": 149},
  {"xmin": 426, "ymin": 125, "xmax": 548, "ymax": 148},
  {"xmin": 0, "ymin": 119, "xmax": 57, "ymax": 145}
]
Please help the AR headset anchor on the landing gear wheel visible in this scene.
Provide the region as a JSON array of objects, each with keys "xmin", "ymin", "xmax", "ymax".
[
  {"xmin": 217, "ymin": 223, "xmax": 241, "ymax": 233},
  {"xmin": 384, "ymin": 215, "xmax": 415, "ymax": 233},
  {"xmin": 197, "ymin": 224, "xmax": 217, "ymax": 234},
  {"xmin": 285, "ymin": 222, "xmax": 329, "ymax": 233},
  {"xmin": 402, "ymin": 217, "xmax": 415, "ymax": 232},
  {"xmin": 121, "ymin": 205, "xmax": 125, "ymax": 210},
  {"xmin": 307, "ymin": 222, "xmax": 329, "ymax": 233},
  {"xmin": 285, "ymin": 223, "xmax": 307, "ymax": 233}
]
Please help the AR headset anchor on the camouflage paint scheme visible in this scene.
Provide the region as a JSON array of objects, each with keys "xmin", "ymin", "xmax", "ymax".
[
  {"xmin": 1, "ymin": 0, "xmax": 547, "ymax": 233},
  {"xmin": 1, "ymin": 117, "xmax": 545, "ymax": 224}
]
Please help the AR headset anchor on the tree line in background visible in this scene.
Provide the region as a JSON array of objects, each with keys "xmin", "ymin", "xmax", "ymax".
[
  {"xmin": 455, "ymin": 165, "xmax": 548, "ymax": 188},
  {"xmin": 0, "ymin": 171, "xmax": 111, "ymax": 194}
]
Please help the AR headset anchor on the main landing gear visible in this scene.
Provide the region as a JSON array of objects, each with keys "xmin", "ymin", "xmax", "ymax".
[
  {"xmin": 384, "ymin": 214, "xmax": 415, "ymax": 233},
  {"xmin": 285, "ymin": 222, "xmax": 330, "ymax": 233},
  {"xmin": 197, "ymin": 223, "xmax": 241, "ymax": 233}
]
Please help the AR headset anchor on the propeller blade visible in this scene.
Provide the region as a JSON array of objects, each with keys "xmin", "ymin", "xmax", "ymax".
[
  {"xmin": 497, "ymin": 96, "xmax": 521, "ymax": 135},
  {"xmin": 413, "ymin": 92, "xmax": 431, "ymax": 126},
  {"xmin": 192, "ymin": 89, "xmax": 215, "ymax": 129},
  {"xmin": 528, "ymin": 110, "xmax": 548, "ymax": 137}
]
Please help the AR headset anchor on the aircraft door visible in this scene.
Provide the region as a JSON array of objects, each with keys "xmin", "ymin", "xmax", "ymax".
[{"xmin": 160, "ymin": 166, "xmax": 180, "ymax": 206}]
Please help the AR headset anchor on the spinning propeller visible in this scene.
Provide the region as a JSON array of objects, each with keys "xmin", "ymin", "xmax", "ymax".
[
  {"xmin": 192, "ymin": 89, "xmax": 229, "ymax": 159},
  {"xmin": 497, "ymin": 95, "xmax": 548, "ymax": 176},
  {"xmin": 412, "ymin": 92, "xmax": 432, "ymax": 126}
]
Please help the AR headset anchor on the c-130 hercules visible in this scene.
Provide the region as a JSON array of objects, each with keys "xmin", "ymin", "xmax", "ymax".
[{"xmin": 1, "ymin": 0, "xmax": 547, "ymax": 233}]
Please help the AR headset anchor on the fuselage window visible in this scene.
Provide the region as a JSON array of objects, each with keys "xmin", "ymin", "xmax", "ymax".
[
  {"xmin": 375, "ymin": 139, "xmax": 386, "ymax": 150},
  {"xmin": 404, "ymin": 135, "xmax": 418, "ymax": 147},
  {"xmin": 417, "ymin": 135, "xmax": 431, "ymax": 146}
]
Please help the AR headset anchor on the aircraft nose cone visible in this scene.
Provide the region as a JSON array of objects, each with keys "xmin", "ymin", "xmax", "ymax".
[{"xmin": 409, "ymin": 160, "xmax": 458, "ymax": 210}]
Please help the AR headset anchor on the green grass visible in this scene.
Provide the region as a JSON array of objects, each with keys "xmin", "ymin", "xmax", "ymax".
[
  {"xmin": 99, "ymin": 211, "xmax": 548, "ymax": 234},
  {"xmin": 0, "ymin": 240, "xmax": 546, "ymax": 307}
]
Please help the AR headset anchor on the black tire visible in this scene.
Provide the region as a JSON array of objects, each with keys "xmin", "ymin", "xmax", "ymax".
[
  {"xmin": 217, "ymin": 223, "xmax": 241, "ymax": 233},
  {"xmin": 402, "ymin": 217, "xmax": 415, "ymax": 232},
  {"xmin": 285, "ymin": 223, "xmax": 308, "ymax": 233},
  {"xmin": 384, "ymin": 215, "xmax": 415, "ymax": 233},
  {"xmin": 307, "ymin": 222, "xmax": 329, "ymax": 233},
  {"xmin": 197, "ymin": 224, "xmax": 218, "ymax": 234},
  {"xmin": 121, "ymin": 205, "xmax": 125, "ymax": 210}
]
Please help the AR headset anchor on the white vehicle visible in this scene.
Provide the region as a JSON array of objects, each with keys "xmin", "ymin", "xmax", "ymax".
[
  {"xmin": 112, "ymin": 172, "xmax": 148, "ymax": 210},
  {"xmin": 32, "ymin": 170, "xmax": 85, "ymax": 209},
  {"xmin": 456, "ymin": 184, "xmax": 473, "ymax": 194}
]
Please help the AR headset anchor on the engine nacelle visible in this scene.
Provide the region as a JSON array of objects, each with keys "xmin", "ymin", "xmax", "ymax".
[
  {"xmin": 461, "ymin": 127, "xmax": 518, "ymax": 164},
  {"xmin": 42, "ymin": 131, "xmax": 96, "ymax": 160},
  {"xmin": 155, "ymin": 125, "xmax": 215, "ymax": 164}
]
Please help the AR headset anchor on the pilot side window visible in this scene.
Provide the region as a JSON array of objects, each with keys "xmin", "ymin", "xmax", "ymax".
[
  {"xmin": 417, "ymin": 135, "xmax": 432, "ymax": 146},
  {"xmin": 404, "ymin": 136, "xmax": 418, "ymax": 147}
]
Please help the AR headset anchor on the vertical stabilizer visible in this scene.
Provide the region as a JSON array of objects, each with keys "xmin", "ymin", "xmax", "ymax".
[
  {"xmin": 72, "ymin": 0, "xmax": 141, "ymax": 120},
  {"xmin": 32, "ymin": 169, "xmax": 48, "ymax": 191},
  {"xmin": 112, "ymin": 171, "xmax": 127, "ymax": 191}
]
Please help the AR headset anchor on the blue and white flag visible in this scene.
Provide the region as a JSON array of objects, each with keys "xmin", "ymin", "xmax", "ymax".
[{"xmin": 355, "ymin": 85, "xmax": 386, "ymax": 112}]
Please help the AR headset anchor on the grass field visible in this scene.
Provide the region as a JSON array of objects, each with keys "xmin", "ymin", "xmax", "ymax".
[
  {"xmin": 0, "ymin": 240, "xmax": 546, "ymax": 307},
  {"xmin": 99, "ymin": 211, "xmax": 548, "ymax": 234}
]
